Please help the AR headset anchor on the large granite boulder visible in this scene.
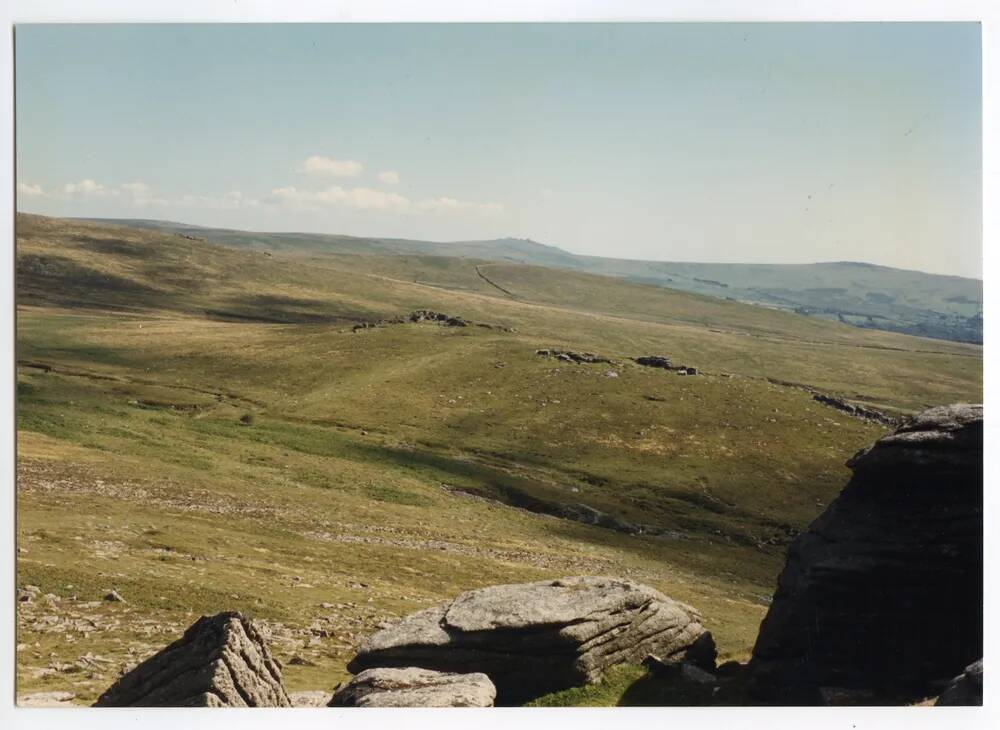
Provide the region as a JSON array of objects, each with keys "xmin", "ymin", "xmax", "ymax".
[
  {"xmin": 329, "ymin": 667, "xmax": 496, "ymax": 707},
  {"xmin": 94, "ymin": 612, "xmax": 291, "ymax": 707},
  {"xmin": 346, "ymin": 576, "xmax": 716, "ymax": 704},
  {"xmin": 749, "ymin": 404, "xmax": 983, "ymax": 704},
  {"xmin": 935, "ymin": 659, "xmax": 983, "ymax": 706}
]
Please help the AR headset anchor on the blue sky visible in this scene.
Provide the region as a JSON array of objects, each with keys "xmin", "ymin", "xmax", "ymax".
[{"xmin": 15, "ymin": 23, "xmax": 982, "ymax": 277}]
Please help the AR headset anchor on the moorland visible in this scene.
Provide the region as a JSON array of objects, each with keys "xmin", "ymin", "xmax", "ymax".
[{"xmin": 15, "ymin": 212, "xmax": 982, "ymax": 704}]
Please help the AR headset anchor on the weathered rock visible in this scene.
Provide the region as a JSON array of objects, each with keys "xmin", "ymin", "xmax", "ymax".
[
  {"xmin": 749, "ymin": 404, "xmax": 983, "ymax": 704},
  {"xmin": 347, "ymin": 576, "xmax": 715, "ymax": 704},
  {"xmin": 93, "ymin": 611, "xmax": 291, "ymax": 707},
  {"xmin": 330, "ymin": 667, "xmax": 496, "ymax": 707},
  {"xmin": 103, "ymin": 589, "xmax": 126, "ymax": 603},
  {"xmin": 935, "ymin": 659, "xmax": 983, "ymax": 706}
]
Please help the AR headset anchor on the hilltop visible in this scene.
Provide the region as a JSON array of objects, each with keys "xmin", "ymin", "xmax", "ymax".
[{"xmin": 81, "ymin": 216, "xmax": 984, "ymax": 343}]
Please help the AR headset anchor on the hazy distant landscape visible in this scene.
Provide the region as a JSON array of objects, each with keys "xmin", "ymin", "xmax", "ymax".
[{"xmin": 86, "ymin": 217, "xmax": 984, "ymax": 344}]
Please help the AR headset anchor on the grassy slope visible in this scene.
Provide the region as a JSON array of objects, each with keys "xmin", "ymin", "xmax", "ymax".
[{"xmin": 15, "ymin": 214, "xmax": 982, "ymax": 704}]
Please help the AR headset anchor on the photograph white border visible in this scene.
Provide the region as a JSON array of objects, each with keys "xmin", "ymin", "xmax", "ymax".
[{"xmin": 1, "ymin": 2, "xmax": 995, "ymax": 729}]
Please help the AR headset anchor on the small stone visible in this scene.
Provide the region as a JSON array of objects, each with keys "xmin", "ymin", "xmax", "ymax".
[
  {"xmin": 103, "ymin": 590, "xmax": 126, "ymax": 603},
  {"xmin": 289, "ymin": 690, "xmax": 332, "ymax": 707}
]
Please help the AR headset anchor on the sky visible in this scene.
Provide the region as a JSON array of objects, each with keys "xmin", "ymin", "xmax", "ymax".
[{"xmin": 15, "ymin": 23, "xmax": 982, "ymax": 278}]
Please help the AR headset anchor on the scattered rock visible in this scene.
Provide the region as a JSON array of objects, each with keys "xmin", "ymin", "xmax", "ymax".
[
  {"xmin": 94, "ymin": 611, "xmax": 291, "ymax": 707},
  {"xmin": 536, "ymin": 349, "xmax": 615, "ymax": 365},
  {"xmin": 633, "ymin": 356, "xmax": 699, "ymax": 375},
  {"xmin": 329, "ymin": 667, "xmax": 496, "ymax": 707},
  {"xmin": 409, "ymin": 310, "xmax": 467, "ymax": 327},
  {"xmin": 289, "ymin": 690, "xmax": 333, "ymax": 707},
  {"xmin": 935, "ymin": 659, "xmax": 983, "ymax": 706},
  {"xmin": 17, "ymin": 691, "xmax": 76, "ymax": 707},
  {"xmin": 749, "ymin": 404, "xmax": 983, "ymax": 704},
  {"xmin": 103, "ymin": 590, "xmax": 126, "ymax": 603},
  {"xmin": 346, "ymin": 576, "xmax": 715, "ymax": 704},
  {"xmin": 811, "ymin": 394, "xmax": 895, "ymax": 424},
  {"xmin": 556, "ymin": 503, "xmax": 639, "ymax": 534},
  {"xmin": 634, "ymin": 356, "xmax": 673, "ymax": 369},
  {"xmin": 351, "ymin": 317, "xmax": 405, "ymax": 332}
]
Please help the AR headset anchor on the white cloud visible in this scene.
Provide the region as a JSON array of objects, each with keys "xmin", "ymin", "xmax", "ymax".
[
  {"xmin": 414, "ymin": 196, "xmax": 504, "ymax": 215},
  {"xmin": 264, "ymin": 185, "xmax": 409, "ymax": 212},
  {"xmin": 17, "ymin": 182, "xmax": 44, "ymax": 196},
  {"xmin": 299, "ymin": 156, "xmax": 364, "ymax": 178},
  {"xmin": 377, "ymin": 170, "xmax": 401, "ymax": 185},
  {"xmin": 64, "ymin": 179, "xmax": 114, "ymax": 197},
  {"xmin": 263, "ymin": 185, "xmax": 501, "ymax": 217}
]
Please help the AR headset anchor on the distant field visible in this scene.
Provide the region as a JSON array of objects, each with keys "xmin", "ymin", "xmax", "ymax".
[{"xmin": 15, "ymin": 214, "xmax": 982, "ymax": 704}]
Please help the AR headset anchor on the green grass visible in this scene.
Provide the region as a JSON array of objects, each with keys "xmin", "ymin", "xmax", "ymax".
[{"xmin": 14, "ymin": 214, "xmax": 982, "ymax": 705}]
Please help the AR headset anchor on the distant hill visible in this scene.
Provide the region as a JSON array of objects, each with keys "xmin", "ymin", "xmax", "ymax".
[{"xmin": 81, "ymin": 217, "xmax": 983, "ymax": 343}]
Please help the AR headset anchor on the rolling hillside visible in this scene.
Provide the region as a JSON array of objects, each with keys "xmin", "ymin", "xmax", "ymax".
[
  {"xmin": 15, "ymin": 213, "xmax": 982, "ymax": 704},
  {"xmin": 83, "ymin": 216, "xmax": 983, "ymax": 343}
]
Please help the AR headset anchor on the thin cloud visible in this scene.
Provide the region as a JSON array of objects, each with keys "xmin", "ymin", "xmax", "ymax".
[
  {"xmin": 17, "ymin": 182, "xmax": 44, "ymax": 196},
  {"xmin": 299, "ymin": 156, "xmax": 364, "ymax": 178},
  {"xmin": 263, "ymin": 185, "xmax": 501, "ymax": 216},
  {"xmin": 378, "ymin": 170, "xmax": 401, "ymax": 185},
  {"xmin": 178, "ymin": 190, "xmax": 252, "ymax": 210},
  {"xmin": 121, "ymin": 181, "xmax": 169, "ymax": 207},
  {"xmin": 63, "ymin": 179, "xmax": 113, "ymax": 196}
]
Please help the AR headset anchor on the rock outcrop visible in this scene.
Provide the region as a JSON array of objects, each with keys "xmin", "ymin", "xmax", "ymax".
[
  {"xmin": 346, "ymin": 576, "xmax": 715, "ymax": 704},
  {"xmin": 935, "ymin": 659, "xmax": 983, "ymax": 706},
  {"xmin": 409, "ymin": 309, "xmax": 468, "ymax": 326},
  {"xmin": 748, "ymin": 404, "xmax": 983, "ymax": 704},
  {"xmin": 536, "ymin": 349, "xmax": 615, "ymax": 365},
  {"xmin": 633, "ymin": 356, "xmax": 673, "ymax": 369},
  {"xmin": 633, "ymin": 356, "xmax": 698, "ymax": 375},
  {"xmin": 811, "ymin": 393, "xmax": 895, "ymax": 425},
  {"xmin": 94, "ymin": 612, "xmax": 291, "ymax": 707},
  {"xmin": 329, "ymin": 667, "xmax": 496, "ymax": 707}
]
